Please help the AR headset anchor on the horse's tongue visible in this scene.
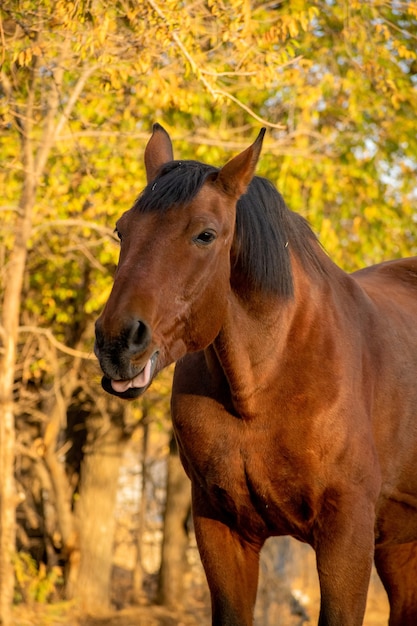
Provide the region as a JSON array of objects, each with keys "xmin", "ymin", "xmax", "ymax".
[{"xmin": 111, "ymin": 358, "xmax": 152, "ymax": 393}]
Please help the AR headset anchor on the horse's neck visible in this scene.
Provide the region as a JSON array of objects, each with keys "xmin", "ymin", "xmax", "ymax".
[
  {"xmin": 210, "ymin": 290, "xmax": 293, "ymax": 414},
  {"xmin": 211, "ymin": 257, "xmax": 345, "ymax": 416}
]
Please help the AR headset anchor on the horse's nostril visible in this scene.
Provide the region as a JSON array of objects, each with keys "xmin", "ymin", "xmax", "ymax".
[{"xmin": 129, "ymin": 319, "xmax": 151, "ymax": 353}]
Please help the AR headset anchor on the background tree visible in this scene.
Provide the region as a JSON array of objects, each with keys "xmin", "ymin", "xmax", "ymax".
[
  {"xmin": 1, "ymin": 0, "xmax": 416, "ymax": 623},
  {"xmin": 157, "ymin": 434, "xmax": 191, "ymax": 609}
]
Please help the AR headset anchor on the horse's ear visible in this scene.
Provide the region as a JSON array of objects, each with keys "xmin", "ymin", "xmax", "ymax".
[
  {"xmin": 144, "ymin": 123, "xmax": 174, "ymax": 182},
  {"xmin": 216, "ymin": 128, "xmax": 266, "ymax": 198}
]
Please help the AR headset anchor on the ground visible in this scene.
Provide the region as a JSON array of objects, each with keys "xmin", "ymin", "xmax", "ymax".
[
  {"xmin": 13, "ymin": 603, "xmax": 207, "ymax": 626},
  {"xmin": 12, "ymin": 552, "xmax": 390, "ymax": 626},
  {"xmin": 12, "ymin": 596, "xmax": 390, "ymax": 626}
]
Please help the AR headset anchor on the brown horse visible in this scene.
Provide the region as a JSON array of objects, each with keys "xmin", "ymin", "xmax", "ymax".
[{"xmin": 95, "ymin": 124, "xmax": 417, "ymax": 626}]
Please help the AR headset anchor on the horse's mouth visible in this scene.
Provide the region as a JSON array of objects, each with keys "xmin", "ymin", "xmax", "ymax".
[{"xmin": 101, "ymin": 352, "xmax": 159, "ymax": 400}]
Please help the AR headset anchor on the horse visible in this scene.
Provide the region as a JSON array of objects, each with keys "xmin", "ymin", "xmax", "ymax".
[{"xmin": 94, "ymin": 124, "xmax": 417, "ymax": 626}]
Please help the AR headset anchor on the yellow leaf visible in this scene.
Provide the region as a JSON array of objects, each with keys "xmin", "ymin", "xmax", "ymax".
[{"xmin": 18, "ymin": 49, "xmax": 32, "ymax": 66}]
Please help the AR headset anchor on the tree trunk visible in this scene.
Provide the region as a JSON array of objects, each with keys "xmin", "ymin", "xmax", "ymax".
[
  {"xmin": 132, "ymin": 409, "xmax": 150, "ymax": 604},
  {"xmin": 0, "ymin": 162, "xmax": 36, "ymax": 626},
  {"xmin": 74, "ymin": 414, "xmax": 126, "ymax": 614},
  {"xmin": 0, "ymin": 397, "xmax": 16, "ymax": 626},
  {"xmin": 41, "ymin": 364, "xmax": 81, "ymax": 599},
  {"xmin": 157, "ymin": 434, "xmax": 191, "ymax": 609},
  {"xmin": 0, "ymin": 29, "xmax": 94, "ymax": 621}
]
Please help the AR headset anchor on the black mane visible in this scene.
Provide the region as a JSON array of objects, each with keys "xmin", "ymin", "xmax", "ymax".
[{"xmin": 134, "ymin": 160, "xmax": 323, "ymax": 297}]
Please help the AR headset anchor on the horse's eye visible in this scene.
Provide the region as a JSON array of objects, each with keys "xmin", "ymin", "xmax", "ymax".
[
  {"xmin": 194, "ymin": 230, "xmax": 217, "ymax": 246},
  {"xmin": 114, "ymin": 228, "xmax": 122, "ymax": 242}
]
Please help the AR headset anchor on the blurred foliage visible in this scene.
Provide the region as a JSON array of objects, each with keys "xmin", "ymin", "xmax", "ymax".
[
  {"xmin": 1, "ymin": 0, "xmax": 415, "ymax": 282},
  {"xmin": 0, "ymin": 0, "xmax": 415, "ymax": 419},
  {"xmin": 13, "ymin": 553, "xmax": 63, "ymax": 604}
]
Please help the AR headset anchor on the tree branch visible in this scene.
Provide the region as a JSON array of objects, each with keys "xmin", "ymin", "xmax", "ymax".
[
  {"xmin": 31, "ymin": 219, "xmax": 117, "ymax": 239},
  {"xmin": 18, "ymin": 326, "xmax": 95, "ymax": 360},
  {"xmin": 146, "ymin": 0, "xmax": 286, "ymax": 130}
]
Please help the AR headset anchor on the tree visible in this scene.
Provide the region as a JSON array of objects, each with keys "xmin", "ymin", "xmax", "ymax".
[
  {"xmin": 157, "ymin": 435, "xmax": 191, "ymax": 609},
  {"xmin": 73, "ymin": 397, "xmax": 127, "ymax": 613},
  {"xmin": 0, "ymin": 3, "xmax": 132, "ymax": 619},
  {"xmin": 0, "ymin": 9, "xmax": 90, "ymax": 621}
]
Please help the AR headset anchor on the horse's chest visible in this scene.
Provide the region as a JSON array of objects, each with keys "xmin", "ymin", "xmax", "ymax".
[
  {"xmin": 174, "ymin": 411, "xmax": 316, "ymax": 540},
  {"xmin": 208, "ymin": 459, "xmax": 312, "ymax": 539}
]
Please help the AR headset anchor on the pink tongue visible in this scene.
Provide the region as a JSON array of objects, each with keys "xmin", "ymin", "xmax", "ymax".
[{"xmin": 111, "ymin": 358, "xmax": 153, "ymax": 393}]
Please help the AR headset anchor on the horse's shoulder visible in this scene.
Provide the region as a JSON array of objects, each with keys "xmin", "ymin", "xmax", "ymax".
[{"xmin": 353, "ymin": 257, "xmax": 417, "ymax": 291}]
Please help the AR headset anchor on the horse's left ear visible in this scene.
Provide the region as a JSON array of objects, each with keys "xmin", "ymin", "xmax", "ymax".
[
  {"xmin": 144, "ymin": 123, "xmax": 174, "ymax": 183},
  {"xmin": 216, "ymin": 128, "xmax": 266, "ymax": 198}
]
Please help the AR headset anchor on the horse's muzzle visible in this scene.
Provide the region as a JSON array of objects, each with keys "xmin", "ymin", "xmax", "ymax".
[{"xmin": 94, "ymin": 317, "xmax": 158, "ymax": 399}]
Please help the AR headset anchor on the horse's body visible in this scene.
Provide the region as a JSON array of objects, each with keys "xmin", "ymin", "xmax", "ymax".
[{"xmin": 95, "ymin": 125, "xmax": 417, "ymax": 625}]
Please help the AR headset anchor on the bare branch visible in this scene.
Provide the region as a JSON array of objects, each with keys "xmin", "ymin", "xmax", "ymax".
[
  {"xmin": 18, "ymin": 326, "xmax": 95, "ymax": 360},
  {"xmin": 146, "ymin": 0, "xmax": 286, "ymax": 130},
  {"xmin": 31, "ymin": 219, "xmax": 117, "ymax": 239},
  {"xmin": 34, "ymin": 44, "xmax": 99, "ymax": 179}
]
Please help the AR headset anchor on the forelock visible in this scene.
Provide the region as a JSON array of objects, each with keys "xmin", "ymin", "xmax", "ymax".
[{"xmin": 134, "ymin": 160, "xmax": 218, "ymax": 213}]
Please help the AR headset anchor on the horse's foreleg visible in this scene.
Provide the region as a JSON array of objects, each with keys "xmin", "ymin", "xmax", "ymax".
[
  {"xmin": 315, "ymin": 496, "xmax": 375, "ymax": 626},
  {"xmin": 193, "ymin": 499, "xmax": 262, "ymax": 626},
  {"xmin": 375, "ymin": 541, "xmax": 417, "ymax": 626},
  {"xmin": 195, "ymin": 516, "xmax": 261, "ymax": 626}
]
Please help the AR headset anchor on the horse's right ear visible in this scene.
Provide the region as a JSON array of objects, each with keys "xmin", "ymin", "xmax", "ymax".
[{"xmin": 144, "ymin": 123, "xmax": 174, "ymax": 183}]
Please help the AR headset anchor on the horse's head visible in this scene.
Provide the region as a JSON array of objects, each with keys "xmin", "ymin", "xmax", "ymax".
[{"xmin": 95, "ymin": 124, "xmax": 265, "ymax": 399}]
